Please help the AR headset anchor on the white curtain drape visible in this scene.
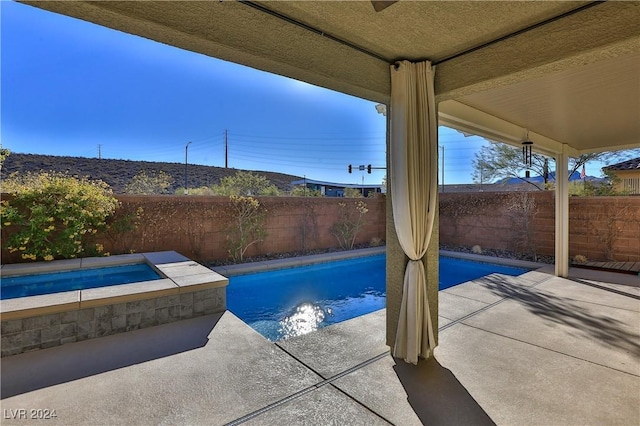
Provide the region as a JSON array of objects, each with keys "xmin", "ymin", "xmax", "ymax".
[{"xmin": 390, "ymin": 60, "xmax": 438, "ymax": 365}]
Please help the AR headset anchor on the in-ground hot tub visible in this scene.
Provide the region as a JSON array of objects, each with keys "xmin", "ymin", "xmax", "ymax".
[{"xmin": 0, "ymin": 251, "xmax": 228, "ymax": 357}]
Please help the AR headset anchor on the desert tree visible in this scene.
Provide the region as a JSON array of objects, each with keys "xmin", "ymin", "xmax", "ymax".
[
  {"xmin": 211, "ymin": 170, "xmax": 280, "ymax": 196},
  {"xmin": 472, "ymin": 141, "xmax": 639, "ymax": 189},
  {"xmin": 124, "ymin": 170, "xmax": 174, "ymax": 195}
]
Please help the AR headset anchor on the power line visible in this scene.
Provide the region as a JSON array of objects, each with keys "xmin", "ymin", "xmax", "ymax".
[
  {"xmin": 231, "ymin": 138, "xmax": 385, "ymax": 150},
  {"xmin": 228, "ymin": 147, "xmax": 384, "ymax": 161},
  {"xmin": 231, "ymin": 132, "xmax": 385, "ymax": 141},
  {"xmin": 229, "ymin": 155, "xmax": 348, "ymax": 169}
]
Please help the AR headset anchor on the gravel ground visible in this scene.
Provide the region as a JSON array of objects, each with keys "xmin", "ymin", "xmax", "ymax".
[
  {"xmin": 439, "ymin": 244, "xmax": 555, "ymax": 264},
  {"xmin": 207, "ymin": 243, "xmax": 377, "ymax": 267}
]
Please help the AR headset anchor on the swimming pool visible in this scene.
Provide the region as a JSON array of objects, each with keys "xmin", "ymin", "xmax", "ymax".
[
  {"xmin": 1, "ymin": 263, "xmax": 163, "ymax": 300},
  {"xmin": 227, "ymin": 254, "xmax": 530, "ymax": 341}
]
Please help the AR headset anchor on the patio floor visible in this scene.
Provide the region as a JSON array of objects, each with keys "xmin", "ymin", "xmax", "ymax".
[{"xmin": 1, "ymin": 266, "xmax": 638, "ymax": 425}]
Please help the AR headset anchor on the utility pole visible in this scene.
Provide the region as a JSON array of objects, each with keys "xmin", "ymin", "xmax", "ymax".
[
  {"xmin": 225, "ymin": 129, "xmax": 228, "ymax": 168},
  {"xmin": 185, "ymin": 141, "xmax": 192, "ymax": 195},
  {"xmin": 98, "ymin": 144, "xmax": 102, "ymax": 159},
  {"xmin": 440, "ymin": 145, "xmax": 445, "ymax": 192}
]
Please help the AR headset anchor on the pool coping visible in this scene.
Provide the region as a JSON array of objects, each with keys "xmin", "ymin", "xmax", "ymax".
[
  {"xmin": 211, "ymin": 246, "xmax": 547, "ymax": 277},
  {"xmin": 1, "ymin": 251, "xmax": 229, "ymax": 321}
]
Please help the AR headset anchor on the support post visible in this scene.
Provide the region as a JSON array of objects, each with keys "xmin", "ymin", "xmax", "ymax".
[{"xmin": 555, "ymin": 145, "xmax": 569, "ymax": 277}]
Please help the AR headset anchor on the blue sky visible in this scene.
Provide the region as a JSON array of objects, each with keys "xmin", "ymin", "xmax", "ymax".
[{"xmin": 1, "ymin": 1, "xmax": 608, "ymax": 185}]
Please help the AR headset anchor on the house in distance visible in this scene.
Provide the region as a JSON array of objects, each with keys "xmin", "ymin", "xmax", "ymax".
[
  {"xmin": 604, "ymin": 157, "xmax": 640, "ymax": 194},
  {"xmin": 291, "ymin": 178, "xmax": 384, "ymax": 197}
]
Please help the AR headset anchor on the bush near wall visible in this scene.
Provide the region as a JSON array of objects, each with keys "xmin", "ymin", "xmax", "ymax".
[
  {"xmin": 0, "ymin": 194, "xmax": 386, "ymax": 264},
  {"xmin": 101, "ymin": 195, "xmax": 386, "ymax": 263},
  {"xmin": 568, "ymin": 196, "xmax": 640, "ymax": 262},
  {"xmin": 439, "ymin": 192, "xmax": 554, "ymax": 259},
  {"xmin": 439, "ymin": 192, "xmax": 640, "ymax": 262}
]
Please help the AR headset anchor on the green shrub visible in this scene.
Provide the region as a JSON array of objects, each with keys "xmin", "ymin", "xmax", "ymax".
[
  {"xmin": 0, "ymin": 146, "xmax": 10, "ymax": 171},
  {"xmin": 103, "ymin": 205, "xmax": 144, "ymax": 255},
  {"xmin": 176, "ymin": 186, "xmax": 215, "ymax": 196},
  {"xmin": 1, "ymin": 172, "xmax": 118, "ymax": 261},
  {"xmin": 343, "ymin": 187, "xmax": 364, "ymax": 198},
  {"xmin": 124, "ymin": 170, "xmax": 174, "ymax": 194},
  {"xmin": 290, "ymin": 185, "xmax": 322, "ymax": 197},
  {"xmin": 212, "ymin": 171, "xmax": 280, "ymax": 196},
  {"xmin": 331, "ymin": 200, "xmax": 368, "ymax": 250},
  {"xmin": 225, "ymin": 195, "xmax": 268, "ymax": 262}
]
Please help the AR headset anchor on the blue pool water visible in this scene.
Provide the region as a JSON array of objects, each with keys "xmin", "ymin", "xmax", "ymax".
[
  {"xmin": 1, "ymin": 263, "xmax": 163, "ymax": 300},
  {"xmin": 227, "ymin": 254, "xmax": 529, "ymax": 341}
]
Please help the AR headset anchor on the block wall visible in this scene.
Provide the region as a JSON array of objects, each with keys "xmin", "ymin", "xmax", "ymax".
[
  {"xmin": 102, "ymin": 195, "xmax": 386, "ymax": 263},
  {"xmin": 3, "ymin": 193, "xmax": 637, "ymax": 264},
  {"xmin": 439, "ymin": 192, "xmax": 640, "ymax": 262}
]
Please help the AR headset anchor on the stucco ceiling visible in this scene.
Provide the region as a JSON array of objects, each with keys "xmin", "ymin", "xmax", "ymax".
[{"xmin": 22, "ymin": 1, "xmax": 640, "ymax": 154}]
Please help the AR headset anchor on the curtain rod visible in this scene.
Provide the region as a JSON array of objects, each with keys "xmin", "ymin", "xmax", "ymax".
[
  {"xmin": 434, "ymin": 1, "xmax": 605, "ymax": 65},
  {"xmin": 238, "ymin": 1, "xmax": 389, "ymax": 63},
  {"xmin": 239, "ymin": 1, "xmax": 605, "ymax": 66}
]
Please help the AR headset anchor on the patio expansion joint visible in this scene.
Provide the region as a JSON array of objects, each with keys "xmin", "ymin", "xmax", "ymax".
[
  {"xmin": 311, "ymin": 350, "xmax": 395, "ymax": 425},
  {"xmin": 324, "ymin": 382, "xmax": 394, "ymax": 426},
  {"xmin": 440, "ymin": 297, "xmax": 511, "ymax": 333},
  {"xmin": 318, "ymin": 351, "xmax": 390, "ymax": 384},
  {"xmin": 568, "ymin": 278, "xmax": 640, "ymax": 302},
  {"xmin": 439, "ymin": 275, "xmax": 554, "ymax": 333},
  {"xmin": 441, "ymin": 289, "xmax": 503, "ymax": 305},
  {"xmin": 553, "ymin": 297, "xmax": 640, "ymax": 314},
  {"xmin": 225, "ymin": 344, "xmax": 391, "ymax": 425},
  {"xmin": 223, "ymin": 384, "xmax": 318, "ymax": 426},
  {"xmin": 457, "ymin": 322, "xmax": 640, "ymax": 379}
]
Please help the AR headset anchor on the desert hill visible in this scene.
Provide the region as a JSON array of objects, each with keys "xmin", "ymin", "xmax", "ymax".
[{"xmin": 1, "ymin": 153, "xmax": 303, "ymax": 194}]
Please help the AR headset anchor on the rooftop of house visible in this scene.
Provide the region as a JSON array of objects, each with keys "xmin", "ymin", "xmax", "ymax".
[
  {"xmin": 291, "ymin": 178, "xmax": 383, "ymax": 189},
  {"xmin": 604, "ymin": 157, "xmax": 640, "ymax": 171}
]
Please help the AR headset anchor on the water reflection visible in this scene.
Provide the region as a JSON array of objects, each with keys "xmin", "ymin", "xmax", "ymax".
[{"xmin": 278, "ymin": 303, "xmax": 332, "ymax": 339}]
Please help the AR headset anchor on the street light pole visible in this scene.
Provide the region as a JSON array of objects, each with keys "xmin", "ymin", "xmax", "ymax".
[
  {"xmin": 440, "ymin": 145, "xmax": 445, "ymax": 192},
  {"xmin": 185, "ymin": 141, "xmax": 192, "ymax": 195}
]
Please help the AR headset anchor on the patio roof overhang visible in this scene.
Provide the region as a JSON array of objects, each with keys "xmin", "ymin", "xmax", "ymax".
[{"xmin": 21, "ymin": 0, "xmax": 640, "ymax": 155}]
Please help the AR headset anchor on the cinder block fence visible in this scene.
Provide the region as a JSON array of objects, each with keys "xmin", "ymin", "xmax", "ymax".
[{"xmin": 2, "ymin": 193, "xmax": 638, "ymax": 264}]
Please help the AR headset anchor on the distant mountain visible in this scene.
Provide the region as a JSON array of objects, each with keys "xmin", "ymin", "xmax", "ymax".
[
  {"xmin": 501, "ymin": 171, "xmax": 602, "ymax": 185},
  {"xmin": 1, "ymin": 153, "xmax": 303, "ymax": 194}
]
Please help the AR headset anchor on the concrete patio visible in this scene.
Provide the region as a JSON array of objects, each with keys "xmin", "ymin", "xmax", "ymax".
[{"xmin": 1, "ymin": 266, "xmax": 638, "ymax": 425}]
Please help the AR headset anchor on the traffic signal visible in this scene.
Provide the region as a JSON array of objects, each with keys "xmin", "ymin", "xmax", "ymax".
[
  {"xmin": 348, "ymin": 164, "xmax": 352, "ymax": 173},
  {"xmin": 367, "ymin": 164, "xmax": 372, "ymax": 174}
]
